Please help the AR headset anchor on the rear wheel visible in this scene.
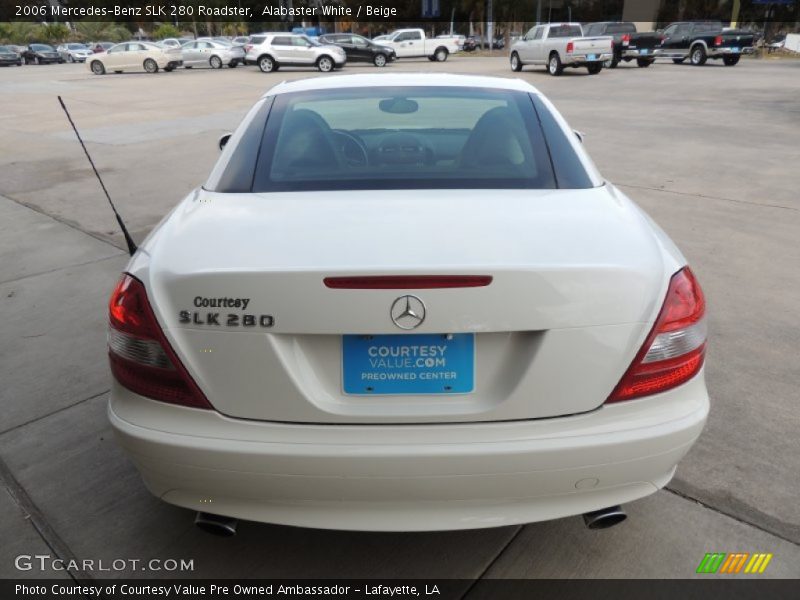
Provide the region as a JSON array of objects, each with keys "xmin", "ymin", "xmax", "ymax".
[
  {"xmin": 164, "ymin": 66, "xmax": 174, "ymax": 72},
  {"xmin": 548, "ymin": 52, "xmax": 563, "ymax": 76},
  {"xmin": 510, "ymin": 52, "xmax": 522, "ymax": 72},
  {"xmin": 209, "ymin": 55, "xmax": 222, "ymax": 69},
  {"xmin": 258, "ymin": 55, "xmax": 275, "ymax": 72},
  {"xmin": 373, "ymin": 53, "xmax": 387, "ymax": 67},
  {"xmin": 143, "ymin": 58, "xmax": 158, "ymax": 73},
  {"xmin": 90, "ymin": 60, "xmax": 105, "ymax": 75},
  {"xmin": 636, "ymin": 58, "xmax": 654, "ymax": 67},
  {"xmin": 690, "ymin": 45, "xmax": 707, "ymax": 66},
  {"xmin": 434, "ymin": 48, "xmax": 448, "ymax": 62},
  {"xmin": 723, "ymin": 55, "xmax": 740, "ymax": 66},
  {"xmin": 317, "ymin": 55, "xmax": 334, "ymax": 72},
  {"xmin": 672, "ymin": 58, "xmax": 685, "ymax": 64},
  {"xmin": 587, "ymin": 62, "xmax": 603, "ymax": 75}
]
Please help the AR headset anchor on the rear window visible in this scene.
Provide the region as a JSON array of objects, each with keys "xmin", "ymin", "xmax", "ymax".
[
  {"xmin": 548, "ymin": 25, "xmax": 582, "ymax": 38},
  {"xmin": 208, "ymin": 87, "xmax": 594, "ymax": 193},
  {"xmin": 250, "ymin": 36, "xmax": 266, "ymax": 44},
  {"xmin": 606, "ymin": 23, "xmax": 636, "ymax": 34}
]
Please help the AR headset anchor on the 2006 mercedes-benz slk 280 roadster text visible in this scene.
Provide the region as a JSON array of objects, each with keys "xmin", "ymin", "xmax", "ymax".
[{"xmin": 107, "ymin": 74, "xmax": 709, "ymax": 534}]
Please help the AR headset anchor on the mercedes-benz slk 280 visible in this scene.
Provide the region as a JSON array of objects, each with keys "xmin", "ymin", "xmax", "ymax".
[{"xmin": 107, "ymin": 74, "xmax": 709, "ymax": 534}]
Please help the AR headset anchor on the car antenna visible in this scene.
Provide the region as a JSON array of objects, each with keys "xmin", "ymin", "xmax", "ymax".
[{"xmin": 57, "ymin": 96, "xmax": 138, "ymax": 256}]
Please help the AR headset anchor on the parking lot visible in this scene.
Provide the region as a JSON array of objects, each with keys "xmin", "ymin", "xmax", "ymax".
[{"xmin": 1, "ymin": 55, "xmax": 799, "ymax": 582}]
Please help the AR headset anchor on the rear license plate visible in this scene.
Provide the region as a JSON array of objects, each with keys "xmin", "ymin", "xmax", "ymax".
[
  {"xmin": 342, "ymin": 333, "xmax": 474, "ymax": 395},
  {"xmin": 731, "ymin": 47, "xmax": 740, "ymax": 53},
  {"xmin": 587, "ymin": 54, "xmax": 597, "ymax": 60},
  {"xmin": 640, "ymin": 48, "xmax": 649, "ymax": 55}
]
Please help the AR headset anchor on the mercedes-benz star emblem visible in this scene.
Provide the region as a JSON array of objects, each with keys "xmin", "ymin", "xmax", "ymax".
[{"xmin": 390, "ymin": 295, "xmax": 426, "ymax": 330}]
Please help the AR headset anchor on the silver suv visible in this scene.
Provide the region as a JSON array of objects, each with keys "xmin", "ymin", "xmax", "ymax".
[{"xmin": 244, "ymin": 33, "xmax": 346, "ymax": 73}]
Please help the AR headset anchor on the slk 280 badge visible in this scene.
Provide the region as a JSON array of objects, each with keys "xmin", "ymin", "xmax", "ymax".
[{"xmin": 179, "ymin": 296, "xmax": 274, "ymax": 328}]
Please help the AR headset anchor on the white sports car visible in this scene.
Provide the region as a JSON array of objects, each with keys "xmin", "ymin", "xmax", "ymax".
[{"xmin": 107, "ymin": 74, "xmax": 709, "ymax": 535}]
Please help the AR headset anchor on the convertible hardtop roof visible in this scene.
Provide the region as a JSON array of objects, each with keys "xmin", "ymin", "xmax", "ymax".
[{"xmin": 264, "ymin": 73, "xmax": 541, "ymax": 97}]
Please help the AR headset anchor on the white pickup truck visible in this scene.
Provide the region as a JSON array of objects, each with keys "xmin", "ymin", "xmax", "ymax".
[
  {"xmin": 510, "ymin": 23, "xmax": 613, "ymax": 76},
  {"xmin": 374, "ymin": 28, "xmax": 460, "ymax": 62}
]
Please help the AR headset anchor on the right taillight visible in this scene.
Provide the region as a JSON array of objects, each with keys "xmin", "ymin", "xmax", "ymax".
[
  {"xmin": 714, "ymin": 35, "xmax": 723, "ymax": 46},
  {"xmin": 606, "ymin": 267, "xmax": 706, "ymax": 403},
  {"xmin": 108, "ymin": 273, "xmax": 212, "ymax": 410}
]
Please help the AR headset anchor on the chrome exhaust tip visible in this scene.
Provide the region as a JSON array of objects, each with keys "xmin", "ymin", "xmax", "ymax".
[
  {"xmin": 194, "ymin": 512, "xmax": 238, "ymax": 537},
  {"xmin": 582, "ymin": 505, "xmax": 627, "ymax": 530}
]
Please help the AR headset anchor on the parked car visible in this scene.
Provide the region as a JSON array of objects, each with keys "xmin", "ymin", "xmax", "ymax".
[
  {"xmin": 22, "ymin": 44, "xmax": 63, "ymax": 65},
  {"xmin": 244, "ymin": 33, "xmax": 346, "ymax": 73},
  {"xmin": 656, "ymin": 21, "xmax": 755, "ymax": 66},
  {"xmin": 374, "ymin": 28, "xmax": 460, "ymax": 61},
  {"xmin": 231, "ymin": 36, "xmax": 249, "ymax": 46},
  {"xmin": 56, "ymin": 43, "xmax": 92, "ymax": 63},
  {"xmin": 182, "ymin": 39, "xmax": 245, "ymax": 69},
  {"xmin": 0, "ymin": 45, "xmax": 23, "ymax": 66},
  {"xmin": 582, "ymin": 22, "xmax": 662, "ymax": 68},
  {"xmin": 87, "ymin": 41, "xmax": 182, "ymax": 75},
  {"xmin": 318, "ymin": 33, "xmax": 396, "ymax": 67},
  {"xmin": 107, "ymin": 73, "xmax": 709, "ymax": 535},
  {"xmin": 463, "ymin": 35, "xmax": 505, "ymax": 51},
  {"xmin": 510, "ymin": 23, "xmax": 613, "ymax": 75}
]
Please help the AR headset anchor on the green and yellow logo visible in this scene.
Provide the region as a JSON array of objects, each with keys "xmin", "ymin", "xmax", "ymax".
[{"xmin": 696, "ymin": 552, "xmax": 773, "ymax": 574}]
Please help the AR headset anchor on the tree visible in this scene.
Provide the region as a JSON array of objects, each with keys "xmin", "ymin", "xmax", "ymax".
[
  {"xmin": 152, "ymin": 23, "xmax": 181, "ymax": 40},
  {"xmin": 40, "ymin": 23, "xmax": 71, "ymax": 44},
  {"xmin": 0, "ymin": 22, "xmax": 42, "ymax": 44}
]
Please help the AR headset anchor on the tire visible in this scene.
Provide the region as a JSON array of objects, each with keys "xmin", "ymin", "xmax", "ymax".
[
  {"xmin": 723, "ymin": 55, "xmax": 740, "ymax": 66},
  {"xmin": 587, "ymin": 62, "xmax": 602, "ymax": 75},
  {"xmin": 184, "ymin": 65, "xmax": 192, "ymax": 69},
  {"xmin": 164, "ymin": 66, "xmax": 174, "ymax": 72},
  {"xmin": 373, "ymin": 53, "xmax": 387, "ymax": 67},
  {"xmin": 143, "ymin": 58, "xmax": 158, "ymax": 73},
  {"xmin": 690, "ymin": 44, "xmax": 707, "ymax": 66},
  {"xmin": 427, "ymin": 56, "xmax": 436, "ymax": 61},
  {"xmin": 228, "ymin": 61, "xmax": 238, "ymax": 68},
  {"xmin": 609, "ymin": 53, "xmax": 620, "ymax": 68},
  {"xmin": 258, "ymin": 55, "xmax": 275, "ymax": 73},
  {"xmin": 68, "ymin": 55, "xmax": 74, "ymax": 63},
  {"xmin": 317, "ymin": 55, "xmax": 334, "ymax": 72},
  {"xmin": 636, "ymin": 58, "xmax": 654, "ymax": 67},
  {"xmin": 209, "ymin": 55, "xmax": 222, "ymax": 69},
  {"xmin": 434, "ymin": 47, "xmax": 448, "ymax": 62},
  {"xmin": 672, "ymin": 58, "xmax": 685, "ymax": 64},
  {"xmin": 548, "ymin": 52, "xmax": 563, "ymax": 76},
  {"xmin": 90, "ymin": 60, "xmax": 105, "ymax": 75},
  {"xmin": 510, "ymin": 52, "xmax": 522, "ymax": 72}
]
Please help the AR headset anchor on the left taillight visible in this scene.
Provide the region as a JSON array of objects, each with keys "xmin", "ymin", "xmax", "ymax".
[
  {"xmin": 108, "ymin": 273, "xmax": 213, "ymax": 409},
  {"xmin": 714, "ymin": 35, "xmax": 723, "ymax": 46},
  {"xmin": 606, "ymin": 267, "xmax": 707, "ymax": 403},
  {"xmin": 566, "ymin": 41, "xmax": 574, "ymax": 53}
]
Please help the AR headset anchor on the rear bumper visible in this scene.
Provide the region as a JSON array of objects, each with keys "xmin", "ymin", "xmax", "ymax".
[
  {"xmin": 621, "ymin": 48, "xmax": 657, "ymax": 59},
  {"xmin": 708, "ymin": 46, "xmax": 755, "ymax": 57},
  {"xmin": 109, "ymin": 372, "xmax": 708, "ymax": 531},
  {"xmin": 565, "ymin": 52, "xmax": 613, "ymax": 66}
]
